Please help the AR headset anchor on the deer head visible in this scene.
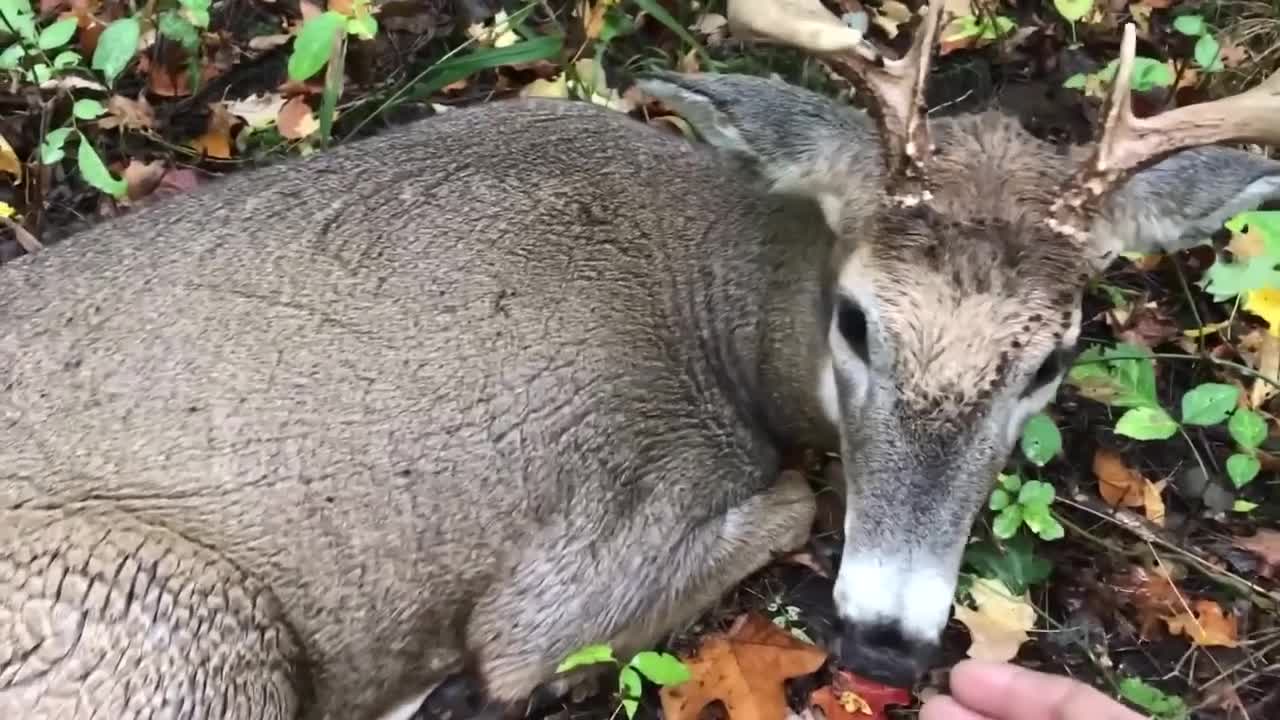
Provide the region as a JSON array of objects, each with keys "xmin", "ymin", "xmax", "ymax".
[{"xmin": 638, "ymin": 0, "xmax": 1280, "ymax": 686}]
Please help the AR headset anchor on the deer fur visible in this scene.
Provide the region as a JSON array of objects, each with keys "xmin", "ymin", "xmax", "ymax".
[{"xmin": 3, "ymin": 64, "xmax": 1279, "ymax": 719}]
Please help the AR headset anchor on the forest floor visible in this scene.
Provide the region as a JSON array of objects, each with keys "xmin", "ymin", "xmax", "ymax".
[{"xmin": 2, "ymin": 1, "xmax": 1279, "ymax": 719}]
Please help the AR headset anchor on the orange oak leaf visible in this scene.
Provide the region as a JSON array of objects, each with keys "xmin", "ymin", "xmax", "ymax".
[
  {"xmin": 810, "ymin": 669, "xmax": 912, "ymax": 720},
  {"xmin": 1164, "ymin": 600, "xmax": 1239, "ymax": 648},
  {"xmin": 659, "ymin": 612, "xmax": 828, "ymax": 720}
]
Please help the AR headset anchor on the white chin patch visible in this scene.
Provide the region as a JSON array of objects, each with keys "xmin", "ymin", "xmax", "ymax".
[
  {"xmin": 818, "ymin": 355, "xmax": 840, "ymax": 426},
  {"xmin": 833, "ymin": 554, "xmax": 956, "ymax": 643}
]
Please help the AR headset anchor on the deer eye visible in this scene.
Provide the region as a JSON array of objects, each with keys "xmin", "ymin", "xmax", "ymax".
[{"xmin": 836, "ymin": 299, "xmax": 870, "ymax": 363}]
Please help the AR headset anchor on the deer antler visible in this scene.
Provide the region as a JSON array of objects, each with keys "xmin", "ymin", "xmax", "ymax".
[
  {"xmin": 728, "ymin": 0, "xmax": 946, "ymax": 199},
  {"xmin": 1051, "ymin": 22, "xmax": 1280, "ymax": 240}
]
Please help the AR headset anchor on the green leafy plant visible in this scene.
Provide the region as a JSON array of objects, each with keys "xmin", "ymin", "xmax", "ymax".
[
  {"xmin": 1117, "ymin": 677, "xmax": 1189, "ymax": 720},
  {"xmin": 1202, "ymin": 211, "xmax": 1280, "ymax": 301},
  {"xmin": 1172, "ymin": 13, "xmax": 1223, "ymax": 73},
  {"xmin": 943, "ymin": 13, "xmax": 1015, "ymax": 46},
  {"xmin": 1064, "ymin": 55, "xmax": 1174, "ymax": 94},
  {"xmin": 556, "ymin": 643, "xmax": 691, "ymax": 719},
  {"xmin": 1053, "ymin": 0, "xmax": 1093, "ymax": 24},
  {"xmin": 989, "ymin": 472, "xmax": 1064, "ymax": 541},
  {"xmin": 962, "ymin": 531, "xmax": 1052, "ymax": 595},
  {"xmin": 1019, "ymin": 412, "xmax": 1063, "ymax": 467}
]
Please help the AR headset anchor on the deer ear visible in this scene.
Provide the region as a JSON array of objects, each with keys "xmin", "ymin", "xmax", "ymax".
[
  {"xmin": 634, "ymin": 71, "xmax": 882, "ymax": 229},
  {"xmin": 1091, "ymin": 146, "xmax": 1280, "ymax": 260}
]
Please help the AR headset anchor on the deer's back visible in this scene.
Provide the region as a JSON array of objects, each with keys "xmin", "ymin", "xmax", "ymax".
[{"xmin": 0, "ymin": 99, "xmax": 783, "ymax": 712}]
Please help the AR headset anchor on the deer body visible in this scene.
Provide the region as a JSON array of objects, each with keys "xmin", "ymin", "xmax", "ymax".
[
  {"xmin": 5, "ymin": 1, "xmax": 1280, "ymax": 715},
  {"xmin": 1, "ymin": 97, "xmax": 837, "ymax": 720}
]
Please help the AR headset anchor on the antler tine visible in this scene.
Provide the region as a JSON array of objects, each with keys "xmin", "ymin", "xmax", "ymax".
[
  {"xmin": 1052, "ymin": 22, "xmax": 1280, "ymax": 239},
  {"xmin": 729, "ymin": 0, "xmax": 947, "ymax": 197}
]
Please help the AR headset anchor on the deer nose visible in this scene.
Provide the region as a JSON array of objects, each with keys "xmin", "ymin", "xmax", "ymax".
[{"xmin": 832, "ymin": 618, "xmax": 939, "ymax": 688}]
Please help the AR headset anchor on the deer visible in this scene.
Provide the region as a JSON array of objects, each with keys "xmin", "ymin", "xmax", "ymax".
[{"xmin": 2, "ymin": 0, "xmax": 1278, "ymax": 716}]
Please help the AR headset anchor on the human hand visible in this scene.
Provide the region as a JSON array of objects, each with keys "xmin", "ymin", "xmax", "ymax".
[{"xmin": 920, "ymin": 659, "xmax": 1150, "ymax": 720}]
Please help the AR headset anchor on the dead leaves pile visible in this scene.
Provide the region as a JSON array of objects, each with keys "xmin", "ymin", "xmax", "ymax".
[
  {"xmin": 1110, "ymin": 563, "xmax": 1241, "ymax": 648},
  {"xmin": 658, "ymin": 613, "xmax": 910, "ymax": 720}
]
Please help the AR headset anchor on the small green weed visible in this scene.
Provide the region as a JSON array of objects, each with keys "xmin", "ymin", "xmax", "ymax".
[
  {"xmin": 1117, "ymin": 676, "xmax": 1190, "ymax": 720},
  {"xmin": 556, "ymin": 643, "xmax": 691, "ymax": 719},
  {"xmin": 989, "ymin": 472, "xmax": 1065, "ymax": 541}
]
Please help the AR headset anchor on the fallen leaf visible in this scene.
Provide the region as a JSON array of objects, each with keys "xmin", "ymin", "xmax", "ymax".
[
  {"xmin": 98, "ymin": 94, "xmax": 156, "ymax": 131},
  {"xmin": 1092, "ymin": 450, "xmax": 1167, "ymax": 525},
  {"xmin": 1111, "ymin": 564, "xmax": 1184, "ymax": 639},
  {"xmin": 225, "ymin": 93, "xmax": 289, "ymax": 130},
  {"xmin": 1164, "ymin": 599, "xmax": 1239, "ymax": 647},
  {"xmin": 0, "ymin": 133, "xmax": 20, "ymax": 180},
  {"xmin": 122, "ymin": 159, "xmax": 167, "ymax": 202},
  {"xmin": 1232, "ymin": 529, "xmax": 1280, "ymax": 578},
  {"xmin": 810, "ymin": 670, "xmax": 912, "ymax": 720},
  {"xmin": 277, "ymin": 96, "xmax": 319, "ymax": 140},
  {"xmin": 871, "ymin": 0, "xmax": 911, "ymax": 39},
  {"xmin": 659, "ymin": 612, "xmax": 828, "ymax": 720},
  {"xmin": 953, "ymin": 577, "xmax": 1036, "ymax": 661},
  {"xmin": 1108, "ymin": 300, "xmax": 1178, "ymax": 349},
  {"xmin": 190, "ymin": 103, "xmax": 235, "ymax": 159}
]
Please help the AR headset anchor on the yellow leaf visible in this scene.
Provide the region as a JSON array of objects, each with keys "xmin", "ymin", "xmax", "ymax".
[
  {"xmin": 953, "ymin": 577, "xmax": 1036, "ymax": 661},
  {"xmin": 0, "ymin": 201, "xmax": 14, "ymax": 218},
  {"xmin": 1245, "ymin": 288, "xmax": 1280, "ymax": 338},
  {"xmin": 0, "ymin": 133, "xmax": 20, "ymax": 181},
  {"xmin": 520, "ymin": 75, "xmax": 569, "ymax": 99}
]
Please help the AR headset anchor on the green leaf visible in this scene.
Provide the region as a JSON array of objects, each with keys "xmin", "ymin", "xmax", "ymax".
[
  {"xmin": 1115, "ymin": 406, "xmax": 1179, "ymax": 440},
  {"xmin": 1229, "ymin": 409, "xmax": 1268, "ymax": 449},
  {"xmin": 36, "ymin": 17, "xmax": 77, "ymax": 50},
  {"xmin": 0, "ymin": 0, "xmax": 37, "ymax": 43},
  {"xmin": 1100, "ymin": 56, "xmax": 1175, "ymax": 91},
  {"xmin": 1062, "ymin": 73, "xmax": 1087, "ymax": 89},
  {"xmin": 1118, "ymin": 677, "xmax": 1189, "ymax": 720},
  {"xmin": 91, "ymin": 17, "xmax": 140, "ymax": 85},
  {"xmin": 998, "ymin": 472, "xmax": 1023, "ymax": 493},
  {"xmin": 39, "ymin": 126, "xmax": 72, "ymax": 164},
  {"xmin": 1203, "ymin": 255, "xmax": 1280, "ymax": 301},
  {"xmin": 989, "ymin": 488, "xmax": 1011, "ymax": 511},
  {"xmin": 0, "ymin": 43, "xmax": 23, "ymax": 69},
  {"xmin": 1021, "ymin": 503, "xmax": 1064, "ymax": 541},
  {"xmin": 30, "ymin": 60, "xmax": 49, "ymax": 83},
  {"xmin": 75, "ymin": 134, "xmax": 127, "ymax": 198},
  {"xmin": 993, "ymin": 506, "xmax": 1023, "ymax": 539},
  {"xmin": 72, "ymin": 98, "xmax": 106, "ymax": 120},
  {"xmin": 1018, "ymin": 480, "xmax": 1056, "ymax": 508},
  {"xmin": 1067, "ymin": 343, "xmax": 1160, "ymax": 408},
  {"xmin": 346, "ymin": 13, "xmax": 377, "ymax": 40},
  {"xmin": 1181, "ymin": 383, "xmax": 1239, "ymax": 426},
  {"xmin": 1020, "ymin": 413, "xmax": 1062, "ymax": 467},
  {"xmin": 1226, "ymin": 453, "xmax": 1261, "ymax": 488},
  {"xmin": 557, "ymin": 643, "xmax": 616, "ymax": 673},
  {"xmin": 1172, "ymin": 15, "xmax": 1206, "ymax": 36},
  {"xmin": 1233, "ymin": 499, "xmax": 1260, "ymax": 513},
  {"xmin": 1194, "ymin": 33, "xmax": 1223, "ymax": 72},
  {"xmin": 287, "ymin": 10, "xmax": 344, "ymax": 82},
  {"xmin": 52, "ymin": 49, "xmax": 80, "ymax": 68},
  {"xmin": 961, "ymin": 534, "xmax": 1052, "ymax": 595},
  {"xmin": 158, "ymin": 12, "xmax": 200, "ymax": 52},
  {"xmin": 622, "ymin": 698, "xmax": 639, "ymax": 720},
  {"xmin": 1053, "ymin": 0, "xmax": 1093, "ymax": 22},
  {"xmin": 628, "ymin": 651, "xmax": 690, "ymax": 687},
  {"xmin": 1225, "ymin": 211, "xmax": 1280, "ymax": 251}
]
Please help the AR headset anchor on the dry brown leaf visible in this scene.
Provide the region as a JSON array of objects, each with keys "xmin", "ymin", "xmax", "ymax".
[
  {"xmin": 122, "ymin": 159, "xmax": 167, "ymax": 202},
  {"xmin": 0, "ymin": 133, "xmax": 20, "ymax": 181},
  {"xmin": 225, "ymin": 93, "xmax": 288, "ymax": 130},
  {"xmin": 1093, "ymin": 449, "xmax": 1167, "ymax": 525},
  {"xmin": 1232, "ymin": 529, "xmax": 1280, "ymax": 578},
  {"xmin": 277, "ymin": 96, "xmax": 319, "ymax": 140},
  {"xmin": 953, "ymin": 577, "xmax": 1035, "ymax": 661},
  {"xmin": 191, "ymin": 103, "xmax": 235, "ymax": 159},
  {"xmin": 1111, "ymin": 564, "xmax": 1183, "ymax": 639},
  {"xmin": 871, "ymin": 0, "xmax": 911, "ymax": 39},
  {"xmin": 1252, "ymin": 332, "xmax": 1279, "ymax": 408},
  {"xmin": 1164, "ymin": 599, "xmax": 1239, "ymax": 647},
  {"xmin": 98, "ymin": 94, "xmax": 156, "ymax": 131},
  {"xmin": 659, "ymin": 612, "xmax": 827, "ymax": 720},
  {"xmin": 1228, "ymin": 222, "xmax": 1269, "ymax": 259},
  {"xmin": 1108, "ymin": 300, "xmax": 1178, "ymax": 349}
]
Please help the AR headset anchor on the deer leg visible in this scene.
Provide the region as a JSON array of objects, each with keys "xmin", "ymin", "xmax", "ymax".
[
  {"xmin": 465, "ymin": 469, "xmax": 817, "ymax": 708},
  {"xmin": 0, "ymin": 508, "xmax": 306, "ymax": 719}
]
